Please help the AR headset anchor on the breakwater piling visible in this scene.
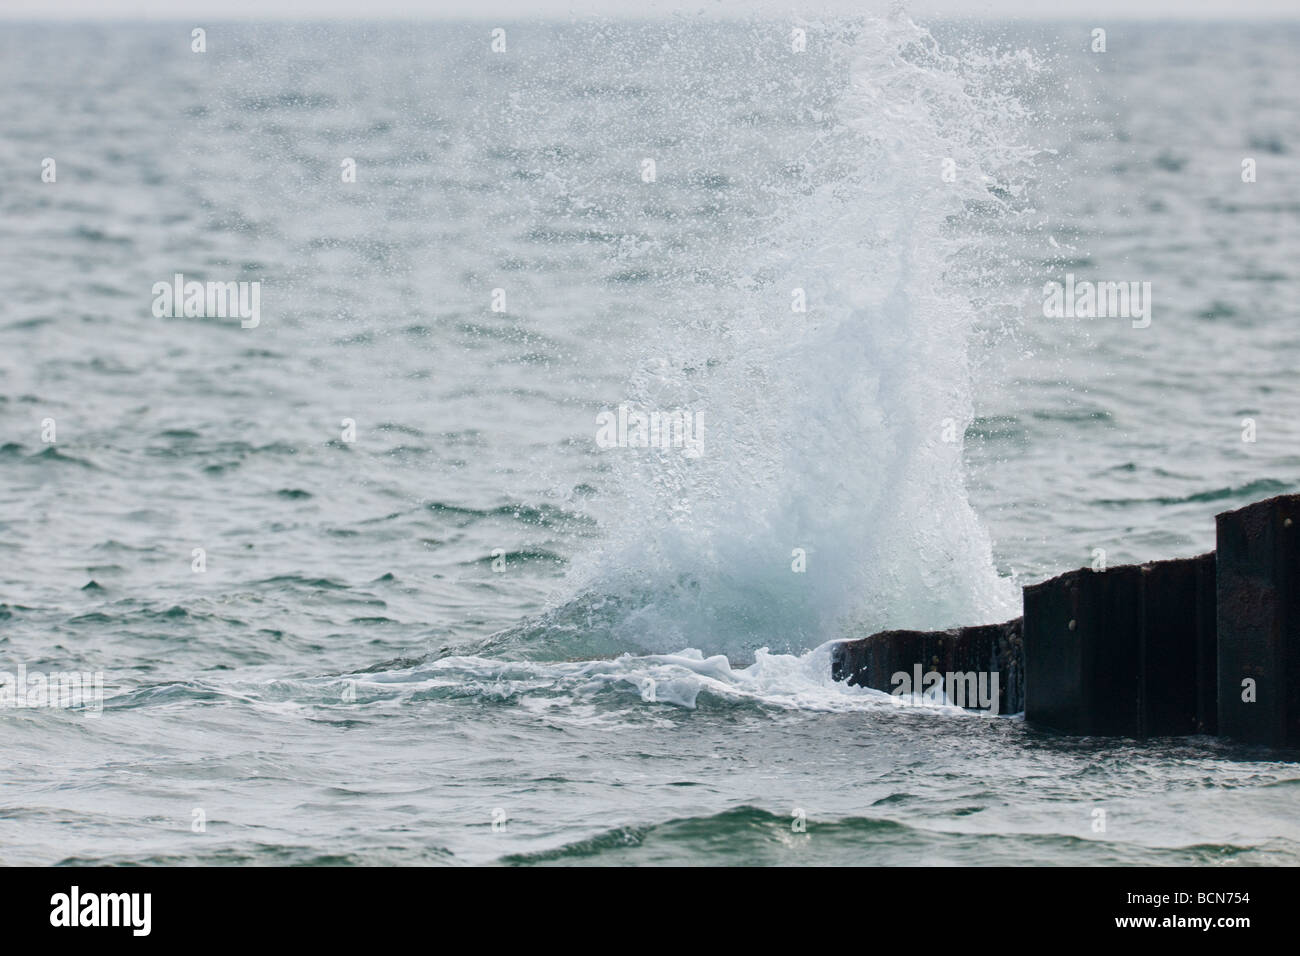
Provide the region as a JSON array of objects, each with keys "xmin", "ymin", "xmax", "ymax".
[{"xmin": 831, "ymin": 493, "xmax": 1297, "ymax": 745}]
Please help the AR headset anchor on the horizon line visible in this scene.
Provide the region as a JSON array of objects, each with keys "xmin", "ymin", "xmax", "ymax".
[{"xmin": 3, "ymin": 12, "xmax": 1300, "ymax": 21}]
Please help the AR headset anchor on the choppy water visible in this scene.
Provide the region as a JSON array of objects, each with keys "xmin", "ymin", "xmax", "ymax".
[{"xmin": 1, "ymin": 17, "xmax": 1298, "ymax": 865}]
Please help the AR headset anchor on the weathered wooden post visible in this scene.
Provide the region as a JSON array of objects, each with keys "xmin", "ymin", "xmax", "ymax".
[
  {"xmin": 1024, "ymin": 565, "xmax": 1142, "ymax": 736},
  {"xmin": 831, "ymin": 619, "xmax": 1023, "ymax": 715},
  {"xmin": 1216, "ymin": 494, "xmax": 1300, "ymax": 747},
  {"xmin": 1194, "ymin": 551, "xmax": 1218, "ymax": 735},
  {"xmin": 1140, "ymin": 554, "xmax": 1215, "ymax": 736},
  {"xmin": 1023, "ymin": 554, "xmax": 1214, "ymax": 737}
]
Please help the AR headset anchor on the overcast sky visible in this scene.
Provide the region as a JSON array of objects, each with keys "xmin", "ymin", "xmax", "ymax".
[{"xmin": 3, "ymin": 0, "xmax": 1298, "ymax": 18}]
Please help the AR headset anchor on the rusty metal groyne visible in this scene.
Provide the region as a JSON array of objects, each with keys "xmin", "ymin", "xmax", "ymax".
[{"xmin": 831, "ymin": 493, "xmax": 1299, "ymax": 746}]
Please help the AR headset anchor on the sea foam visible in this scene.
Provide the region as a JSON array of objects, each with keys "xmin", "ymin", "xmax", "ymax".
[{"xmin": 546, "ymin": 15, "xmax": 1038, "ymax": 664}]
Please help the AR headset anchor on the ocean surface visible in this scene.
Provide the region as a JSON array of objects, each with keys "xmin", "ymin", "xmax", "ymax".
[{"xmin": 1, "ymin": 17, "xmax": 1299, "ymax": 865}]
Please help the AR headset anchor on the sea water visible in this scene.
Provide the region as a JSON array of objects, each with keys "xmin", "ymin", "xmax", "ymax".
[{"xmin": 0, "ymin": 16, "xmax": 1298, "ymax": 865}]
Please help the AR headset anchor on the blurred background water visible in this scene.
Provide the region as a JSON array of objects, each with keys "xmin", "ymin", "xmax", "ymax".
[{"xmin": 0, "ymin": 17, "xmax": 1297, "ymax": 864}]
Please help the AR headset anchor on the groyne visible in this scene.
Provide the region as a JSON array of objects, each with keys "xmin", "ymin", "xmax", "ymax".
[{"xmin": 831, "ymin": 493, "xmax": 1298, "ymax": 746}]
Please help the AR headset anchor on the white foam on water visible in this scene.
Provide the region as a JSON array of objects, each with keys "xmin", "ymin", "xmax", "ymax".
[
  {"xmin": 550, "ymin": 15, "xmax": 1038, "ymax": 674},
  {"xmin": 409, "ymin": 15, "xmax": 1049, "ymax": 718},
  {"xmin": 312, "ymin": 640, "xmax": 1001, "ymax": 717},
  {"xmin": 331, "ymin": 645, "xmax": 885, "ymax": 713}
]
